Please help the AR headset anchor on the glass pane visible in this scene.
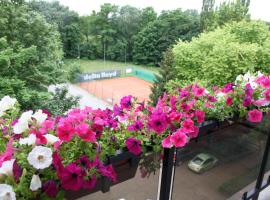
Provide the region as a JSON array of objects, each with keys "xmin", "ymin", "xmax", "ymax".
[{"xmin": 173, "ymin": 119, "xmax": 269, "ymax": 200}]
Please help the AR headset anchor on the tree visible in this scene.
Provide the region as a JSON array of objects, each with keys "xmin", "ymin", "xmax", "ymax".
[
  {"xmin": 173, "ymin": 21, "xmax": 270, "ymax": 87},
  {"xmin": 0, "ymin": 1, "xmax": 72, "ymax": 110},
  {"xmin": 215, "ymin": 0, "xmax": 250, "ymax": 26},
  {"xmin": 200, "ymin": 0, "xmax": 215, "ymax": 31},
  {"xmin": 139, "ymin": 7, "xmax": 157, "ymax": 29},
  {"xmin": 133, "ymin": 9, "xmax": 200, "ymax": 66},
  {"xmin": 150, "ymin": 48, "xmax": 174, "ymax": 105},
  {"xmin": 200, "ymin": 0, "xmax": 251, "ymax": 31},
  {"xmin": 29, "ymin": 0, "xmax": 81, "ymax": 58}
]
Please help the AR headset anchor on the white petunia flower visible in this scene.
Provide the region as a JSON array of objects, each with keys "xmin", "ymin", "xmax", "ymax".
[
  {"xmin": 13, "ymin": 110, "xmax": 33, "ymax": 134},
  {"xmin": 0, "ymin": 159, "xmax": 15, "ymax": 177},
  {"xmin": 44, "ymin": 134, "xmax": 60, "ymax": 145},
  {"xmin": 27, "ymin": 146, "xmax": 52, "ymax": 169},
  {"xmin": 30, "ymin": 174, "xmax": 42, "ymax": 191},
  {"xmin": 32, "ymin": 110, "xmax": 47, "ymax": 124},
  {"xmin": 0, "ymin": 184, "xmax": 16, "ymax": 200},
  {"xmin": 19, "ymin": 110, "xmax": 33, "ymax": 124},
  {"xmin": 19, "ymin": 134, "xmax": 36, "ymax": 146},
  {"xmin": 0, "ymin": 96, "xmax": 17, "ymax": 112},
  {"xmin": 13, "ymin": 121, "xmax": 29, "ymax": 134}
]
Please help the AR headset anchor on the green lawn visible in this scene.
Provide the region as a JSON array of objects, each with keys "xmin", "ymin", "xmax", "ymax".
[{"xmin": 65, "ymin": 59, "xmax": 159, "ymax": 74}]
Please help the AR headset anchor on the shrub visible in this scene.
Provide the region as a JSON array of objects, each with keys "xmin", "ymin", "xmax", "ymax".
[{"xmin": 173, "ymin": 21, "xmax": 270, "ymax": 86}]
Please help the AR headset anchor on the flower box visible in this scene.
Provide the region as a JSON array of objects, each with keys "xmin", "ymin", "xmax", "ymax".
[{"xmin": 65, "ymin": 151, "xmax": 140, "ymax": 200}]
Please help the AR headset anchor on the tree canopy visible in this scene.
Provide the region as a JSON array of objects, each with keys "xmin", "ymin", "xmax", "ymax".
[
  {"xmin": 133, "ymin": 9, "xmax": 200, "ymax": 66},
  {"xmin": 0, "ymin": 0, "xmax": 69, "ymax": 110}
]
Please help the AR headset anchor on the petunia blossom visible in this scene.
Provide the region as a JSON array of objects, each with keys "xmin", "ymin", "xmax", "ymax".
[
  {"xmin": 170, "ymin": 129, "xmax": 188, "ymax": 148},
  {"xmin": 42, "ymin": 180, "xmax": 58, "ymax": 198},
  {"xmin": 148, "ymin": 111, "xmax": 167, "ymax": 134},
  {"xmin": 162, "ymin": 135, "xmax": 172, "ymax": 148},
  {"xmin": 195, "ymin": 110, "xmax": 205, "ymax": 123},
  {"xmin": 76, "ymin": 123, "xmax": 96, "ymax": 143},
  {"xmin": 0, "ymin": 184, "xmax": 16, "ymax": 200},
  {"xmin": 30, "ymin": 174, "xmax": 42, "ymax": 191},
  {"xmin": 125, "ymin": 137, "xmax": 142, "ymax": 156},
  {"xmin": 27, "ymin": 146, "xmax": 53, "ymax": 170},
  {"xmin": 60, "ymin": 163, "xmax": 84, "ymax": 191},
  {"xmin": 248, "ymin": 109, "xmax": 263, "ymax": 123}
]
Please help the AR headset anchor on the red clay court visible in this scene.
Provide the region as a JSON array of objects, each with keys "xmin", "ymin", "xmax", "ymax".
[{"xmin": 78, "ymin": 76, "xmax": 153, "ymax": 105}]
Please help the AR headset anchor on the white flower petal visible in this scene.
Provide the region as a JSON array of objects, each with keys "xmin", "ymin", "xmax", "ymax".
[
  {"xmin": 13, "ymin": 122, "xmax": 29, "ymax": 134},
  {"xmin": 0, "ymin": 184, "xmax": 16, "ymax": 200},
  {"xmin": 19, "ymin": 110, "xmax": 33, "ymax": 124},
  {"xmin": 0, "ymin": 96, "xmax": 17, "ymax": 112},
  {"xmin": 44, "ymin": 134, "xmax": 59, "ymax": 145},
  {"xmin": 32, "ymin": 110, "xmax": 47, "ymax": 124},
  {"xmin": 19, "ymin": 134, "xmax": 36, "ymax": 146},
  {"xmin": 0, "ymin": 159, "xmax": 15, "ymax": 177},
  {"xmin": 27, "ymin": 146, "xmax": 52, "ymax": 170},
  {"xmin": 30, "ymin": 174, "xmax": 41, "ymax": 191}
]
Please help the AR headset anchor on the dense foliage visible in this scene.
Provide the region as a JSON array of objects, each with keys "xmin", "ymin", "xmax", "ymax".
[
  {"xmin": 29, "ymin": 0, "xmax": 81, "ymax": 58},
  {"xmin": 0, "ymin": 0, "xmax": 79, "ymax": 113},
  {"xmin": 133, "ymin": 9, "xmax": 200, "ymax": 66},
  {"xmin": 173, "ymin": 20, "xmax": 270, "ymax": 87}
]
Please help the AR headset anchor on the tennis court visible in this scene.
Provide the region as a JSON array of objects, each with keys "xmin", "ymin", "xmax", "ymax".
[{"xmin": 78, "ymin": 76, "xmax": 153, "ymax": 105}]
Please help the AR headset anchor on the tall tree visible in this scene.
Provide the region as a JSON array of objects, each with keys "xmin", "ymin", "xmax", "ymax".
[
  {"xmin": 216, "ymin": 0, "xmax": 250, "ymax": 26},
  {"xmin": 150, "ymin": 48, "xmax": 175, "ymax": 105},
  {"xmin": 200, "ymin": 0, "xmax": 215, "ymax": 31}
]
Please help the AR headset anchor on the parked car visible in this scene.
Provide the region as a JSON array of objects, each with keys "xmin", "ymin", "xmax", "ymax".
[{"xmin": 188, "ymin": 153, "xmax": 218, "ymax": 173}]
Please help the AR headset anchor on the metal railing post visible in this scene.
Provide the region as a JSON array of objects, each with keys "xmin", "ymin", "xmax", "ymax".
[
  {"xmin": 252, "ymin": 130, "xmax": 270, "ymax": 200},
  {"xmin": 158, "ymin": 147, "xmax": 176, "ymax": 200}
]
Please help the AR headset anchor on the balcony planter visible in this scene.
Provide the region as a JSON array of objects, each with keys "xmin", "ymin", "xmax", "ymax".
[{"xmin": 65, "ymin": 151, "xmax": 140, "ymax": 200}]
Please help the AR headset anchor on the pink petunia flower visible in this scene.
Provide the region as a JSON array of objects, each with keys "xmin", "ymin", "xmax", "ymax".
[
  {"xmin": 221, "ymin": 83, "xmax": 234, "ymax": 93},
  {"xmin": 243, "ymin": 96, "xmax": 252, "ymax": 107},
  {"xmin": 127, "ymin": 120, "xmax": 144, "ymax": 132},
  {"xmin": 257, "ymin": 76, "xmax": 270, "ymax": 88},
  {"xmin": 13, "ymin": 160, "xmax": 22, "ymax": 182},
  {"xmin": 170, "ymin": 129, "xmax": 188, "ymax": 148},
  {"xmin": 162, "ymin": 135, "xmax": 172, "ymax": 148},
  {"xmin": 148, "ymin": 111, "xmax": 167, "ymax": 134},
  {"xmin": 188, "ymin": 126, "xmax": 199, "ymax": 138},
  {"xmin": 245, "ymin": 83, "xmax": 254, "ymax": 97},
  {"xmin": 248, "ymin": 109, "xmax": 263, "ymax": 123},
  {"xmin": 76, "ymin": 123, "xmax": 96, "ymax": 143},
  {"xmin": 120, "ymin": 95, "xmax": 133, "ymax": 110},
  {"xmin": 193, "ymin": 86, "xmax": 205, "ymax": 97},
  {"xmin": 57, "ymin": 118, "xmax": 75, "ymax": 142},
  {"xmin": 181, "ymin": 119, "xmax": 194, "ymax": 132},
  {"xmin": 226, "ymin": 96, "xmax": 233, "ymax": 106},
  {"xmin": 253, "ymin": 98, "xmax": 269, "ymax": 107},
  {"xmin": 60, "ymin": 163, "xmax": 85, "ymax": 191},
  {"xmin": 0, "ymin": 138, "xmax": 14, "ymax": 167},
  {"xmin": 125, "ymin": 137, "xmax": 142, "ymax": 156},
  {"xmin": 42, "ymin": 180, "xmax": 58, "ymax": 198},
  {"xmin": 195, "ymin": 110, "xmax": 205, "ymax": 123},
  {"xmin": 83, "ymin": 175, "xmax": 97, "ymax": 189},
  {"xmin": 263, "ymin": 90, "xmax": 270, "ymax": 101}
]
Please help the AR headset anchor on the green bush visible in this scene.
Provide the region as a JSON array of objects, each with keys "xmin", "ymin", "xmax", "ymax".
[{"xmin": 173, "ymin": 20, "xmax": 270, "ymax": 86}]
